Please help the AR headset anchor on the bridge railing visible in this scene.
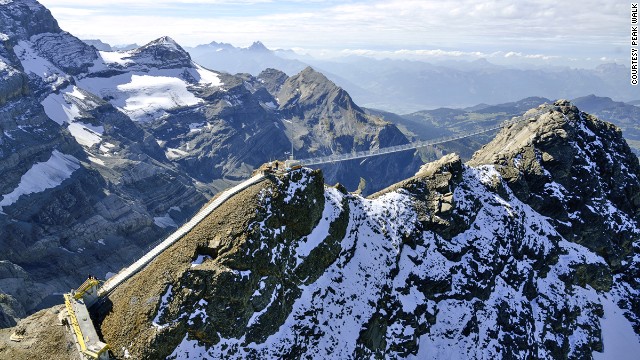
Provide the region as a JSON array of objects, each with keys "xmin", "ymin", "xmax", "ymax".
[{"xmin": 299, "ymin": 109, "xmax": 546, "ymax": 167}]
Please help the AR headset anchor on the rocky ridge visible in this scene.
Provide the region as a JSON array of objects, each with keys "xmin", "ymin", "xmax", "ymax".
[
  {"xmin": 259, "ymin": 66, "xmax": 418, "ymax": 191},
  {"xmin": 76, "ymin": 100, "xmax": 640, "ymax": 359}
]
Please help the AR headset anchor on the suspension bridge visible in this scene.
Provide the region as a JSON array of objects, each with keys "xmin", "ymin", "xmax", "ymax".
[{"xmin": 297, "ymin": 109, "xmax": 546, "ymax": 167}]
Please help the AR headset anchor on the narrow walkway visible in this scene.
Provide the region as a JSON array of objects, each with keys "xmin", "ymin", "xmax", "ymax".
[{"xmin": 98, "ymin": 174, "xmax": 266, "ymax": 297}]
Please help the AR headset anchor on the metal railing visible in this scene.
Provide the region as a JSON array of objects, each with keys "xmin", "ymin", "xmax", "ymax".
[{"xmin": 299, "ymin": 110, "xmax": 546, "ymax": 167}]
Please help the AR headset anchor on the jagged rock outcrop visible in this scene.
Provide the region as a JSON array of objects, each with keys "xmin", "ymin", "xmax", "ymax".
[
  {"xmin": 571, "ymin": 94, "xmax": 640, "ymax": 157},
  {"xmin": 0, "ymin": 0, "xmax": 60, "ymax": 41},
  {"xmin": 125, "ymin": 36, "xmax": 193, "ymax": 70},
  {"xmin": 29, "ymin": 32, "xmax": 98, "ymax": 75},
  {"xmin": 470, "ymin": 100, "xmax": 640, "ymax": 269},
  {"xmin": 257, "ymin": 68, "xmax": 288, "ymax": 94}
]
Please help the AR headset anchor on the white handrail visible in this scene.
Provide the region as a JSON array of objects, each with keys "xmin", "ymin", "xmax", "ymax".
[
  {"xmin": 299, "ymin": 111, "xmax": 544, "ymax": 166},
  {"xmin": 98, "ymin": 174, "xmax": 266, "ymax": 296}
]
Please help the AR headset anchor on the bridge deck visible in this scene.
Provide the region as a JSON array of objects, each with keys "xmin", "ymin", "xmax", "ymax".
[{"xmin": 298, "ymin": 110, "xmax": 545, "ymax": 166}]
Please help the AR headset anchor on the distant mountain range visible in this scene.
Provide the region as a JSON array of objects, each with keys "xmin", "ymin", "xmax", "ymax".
[
  {"xmin": 180, "ymin": 41, "xmax": 638, "ymax": 114},
  {"xmin": 185, "ymin": 40, "xmax": 308, "ymax": 76}
]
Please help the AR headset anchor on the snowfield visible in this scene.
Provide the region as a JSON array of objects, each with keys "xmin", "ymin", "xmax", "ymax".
[
  {"xmin": 0, "ymin": 150, "xmax": 81, "ymax": 209},
  {"xmin": 117, "ymin": 74, "xmax": 201, "ymax": 121}
]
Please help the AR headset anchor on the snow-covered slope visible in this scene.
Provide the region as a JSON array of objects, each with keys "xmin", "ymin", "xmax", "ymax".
[{"xmin": 97, "ymin": 101, "xmax": 640, "ymax": 359}]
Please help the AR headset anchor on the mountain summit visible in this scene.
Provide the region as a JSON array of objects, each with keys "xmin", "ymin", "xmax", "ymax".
[
  {"xmin": 248, "ymin": 41, "xmax": 269, "ymax": 52},
  {"xmin": 128, "ymin": 36, "xmax": 192, "ymax": 69}
]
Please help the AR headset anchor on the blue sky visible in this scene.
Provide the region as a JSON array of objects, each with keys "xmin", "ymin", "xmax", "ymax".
[{"xmin": 37, "ymin": 0, "xmax": 629, "ymax": 67}]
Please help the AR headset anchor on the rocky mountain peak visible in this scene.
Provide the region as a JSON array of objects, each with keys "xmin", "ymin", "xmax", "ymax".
[
  {"xmin": 129, "ymin": 36, "xmax": 192, "ymax": 69},
  {"xmin": 257, "ymin": 68, "xmax": 288, "ymax": 94},
  {"xmin": 0, "ymin": 0, "xmax": 61, "ymax": 41},
  {"xmin": 247, "ymin": 41, "xmax": 269, "ymax": 52},
  {"xmin": 297, "ymin": 65, "xmax": 330, "ymax": 82},
  {"xmin": 150, "ymin": 35, "xmax": 181, "ymax": 48},
  {"xmin": 470, "ymin": 99, "xmax": 640, "ymax": 268},
  {"xmin": 277, "ymin": 66, "xmax": 363, "ymax": 115}
]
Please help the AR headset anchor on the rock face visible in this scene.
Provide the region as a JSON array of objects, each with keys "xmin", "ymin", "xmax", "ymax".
[
  {"xmin": 571, "ymin": 94, "xmax": 640, "ymax": 157},
  {"xmin": 261, "ymin": 66, "xmax": 420, "ymax": 191},
  {"xmin": 0, "ymin": 0, "xmax": 60, "ymax": 41},
  {"xmin": 87, "ymin": 102, "xmax": 640, "ymax": 359},
  {"xmin": 0, "ymin": 0, "xmax": 212, "ymax": 318},
  {"xmin": 470, "ymin": 100, "xmax": 640, "ymax": 270},
  {"xmin": 0, "ymin": 0, "xmax": 419, "ymax": 322}
]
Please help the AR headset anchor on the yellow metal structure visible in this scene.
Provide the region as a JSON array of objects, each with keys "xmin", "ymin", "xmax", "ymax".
[
  {"xmin": 74, "ymin": 278, "xmax": 101, "ymax": 300},
  {"xmin": 64, "ymin": 289, "xmax": 110, "ymax": 359}
]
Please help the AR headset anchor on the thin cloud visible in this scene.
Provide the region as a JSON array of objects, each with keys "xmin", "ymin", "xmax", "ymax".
[
  {"xmin": 38, "ymin": 0, "xmax": 626, "ymax": 67},
  {"xmin": 338, "ymin": 48, "xmax": 560, "ymax": 62}
]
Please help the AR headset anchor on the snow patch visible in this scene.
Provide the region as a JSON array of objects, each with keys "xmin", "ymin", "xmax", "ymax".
[
  {"xmin": 76, "ymin": 69, "xmax": 203, "ymax": 122},
  {"xmin": 192, "ymin": 64, "xmax": 223, "ymax": 87},
  {"xmin": 593, "ymin": 295, "xmax": 640, "ymax": 359},
  {"xmin": 154, "ymin": 214, "xmax": 178, "ymax": 228},
  {"xmin": 188, "ymin": 299, "xmax": 209, "ymax": 325},
  {"xmin": 169, "ymin": 334, "xmax": 209, "ymax": 359},
  {"xmin": 13, "ymin": 40, "xmax": 64, "ymax": 82},
  {"xmin": 152, "ymin": 285, "xmax": 173, "ymax": 329},
  {"xmin": 263, "ymin": 101, "xmax": 277, "ymax": 109},
  {"xmin": 165, "ymin": 147, "xmax": 189, "ymax": 160},
  {"xmin": 88, "ymin": 156, "xmax": 105, "ymax": 166},
  {"xmin": 67, "ymin": 122, "xmax": 103, "ymax": 147},
  {"xmin": 191, "ymin": 255, "xmax": 212, "ymax": 268},
  {"xmin": 247, "ymin": 285, "xmax": 280, "ymax": 328},
  {"xmin": 0, "ymin": 150, "xmax": 81, "ymax": 209},
  {"xmin": 293, "ymin": 187, "xmax": 343, "ymax": 267},
  {"xmin": 98, "ymin": 50, "xmax": 133, "ymax": 66},
  {"xmin": 116, "ymin": 75, "xmax": 201, "ymax": 121},
  {"xmin": 41, "ymin": 87, "xmax": 82, "ymax": 125}
]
